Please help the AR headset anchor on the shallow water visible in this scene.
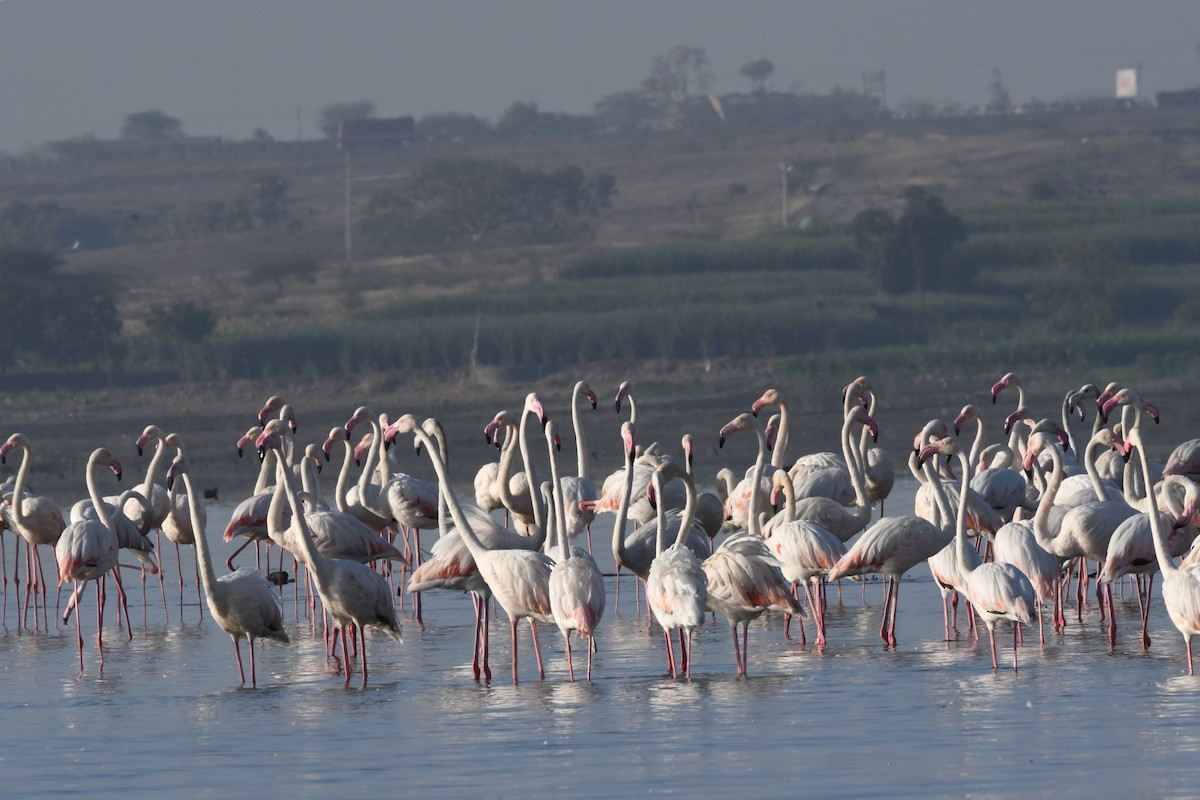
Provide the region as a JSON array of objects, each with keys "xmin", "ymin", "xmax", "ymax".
[{"xmin": 3, "ymin": 479, "xmax": 1199, "ymax": 798}]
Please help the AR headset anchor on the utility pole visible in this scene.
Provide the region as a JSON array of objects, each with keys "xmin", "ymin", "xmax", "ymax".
[{"xmin": 778, "ymin": 162, "xmax": 793, "ymax": 229}]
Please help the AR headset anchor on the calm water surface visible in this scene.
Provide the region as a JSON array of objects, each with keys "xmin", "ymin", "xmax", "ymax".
[{"xmin": 2, "ymin": 479, "xmax": 1198, "ymax": 798}]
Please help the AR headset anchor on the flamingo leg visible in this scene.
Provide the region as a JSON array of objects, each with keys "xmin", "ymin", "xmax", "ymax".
[
  {"xmin": 232, "ymin": 634, "xmax": 246, "ymax": 685},
  {"xmin": 587, "ymin": 635, "xmax": 595, "ymax": 681},
  {"xmin": 249, "ymin": 635, "xmax": 259, "ymax": 688},
  {"xmin": 74, "ymin": 579, "xmax": 85, "ymax": 673},
  {"xmin": 663, "ymin": 630, "xmax": 677, "ymax": 678},
  {"xmin": 529, "ymin": 619, "xmax": 545, "ymax": 680},
  {"xmin": 988, "ymin": 624, "xmax": 998, "ymax": 670},
  {"xmin": 412, "ymin": 529, "xmax": 423, "ymax": 625},
  {"xmin": 340, "ymin": 623, "xmax": 352, "ymax": 685},
  {"xmin": 510, "ymin": 619, "xmax": 520, "ymax": 684},
  {"xmin": 482, "ymin": 596, "xmax": 492, "ymax": 681},
  {"xmin": 471, "ymin": 593, "xmax": 483, "ymax": 680},
  {"xmin": 564, "ymin": 631, "xmax": 575, "ymax": 682},
  {"xmin": 1141, "ymin": 574, "xmax": 1154, "ymax": 650},
  {"xmin": 887, "ymin": 578, "xmax": 901, "ymax": 647},
  {"xmin": 359, "ymin": 626, "xmax": 368, "ymax": 686},
  {"xmin": 879, "ymin": 577, "xmax": 894, "ymax": 644},
  {"xmin": 1012, "ymin": 622, "xmax": 1020, "ymax": 672},
  {"xmin": 225, "ymin": 537, "xmax": 255, "ymax": 572},
  {"xmin": 732, "ymin": 625, "xmax": 742, "ymax": 676},
  {"xmin": 1106, "ymin": 584, "xmax": 1117, "ymax": 651},
  {"xmin": 742, "ymin": 623, "xmax": 750, "ymax": 677}
]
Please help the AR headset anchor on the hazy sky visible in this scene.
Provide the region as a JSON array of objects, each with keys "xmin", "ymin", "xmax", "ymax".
[{"xmin": 2, "ymin": 1, "xmax": 1199, "ymax": 152}]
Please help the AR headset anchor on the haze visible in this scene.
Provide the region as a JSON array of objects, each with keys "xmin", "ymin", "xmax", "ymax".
[{"xmin": 2, "ymin": 0, "xmax": 1199, "ymax": 153}]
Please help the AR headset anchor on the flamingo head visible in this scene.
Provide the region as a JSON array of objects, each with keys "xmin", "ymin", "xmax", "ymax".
[
  {"xmin": 0, "ymin": 433, "xmax": 26, "ymax": 465},
  {"xmin": 621, "ymin": 421, "xmax": 636, "ymax": 459},
  {"xmin": 718, "ymin": 413, "xmax": 753, "ymax": 448},
  {"xmin": 236, "ymin": 426, "xmax": 262, "ymax": 458},
  {"xmin": 135, "ymin": 424, "xmax": 164, "ymax": 457},
  {"xmin": 751, "ymin": 388, "xmax": 780, "ymax": 417},
  {"xmin": 953, "ymin": 404, "xmax": 979, "ymax": 437},
  {"xmin": 615, "ymin": 380, "xmax": 632, "ymax": 414},
  {"xmin": 579, "ymin": 382, "xmax": 597, "ymax": 410},
  {"xmin": 344, "ymin": 405, "xmax": 372, "ymax": 436},
  {"xmin": 1003, "ymin": 408, "xmax": 1029, "ymax": 436},
  {"xmin": 166, "ymin": 454, "xmax": 189, "ymax": 491},
  {"xmin": 763, "ymin": 414, "xmax": 780, "ymax": 452},
  {"xmin": 321, "ymin": 427, "xmax": 345, "ymax": 461},
  {"xmin": 525, "ymin": 393, "xmax": 548, "ymax": 428},
  {"xmin": 257, "ymin": 395, "xmax": 284, "ymax": 427},
  {"xmin": 990, "ymin": 372, "xmax": 1020, "ymax": 404}
]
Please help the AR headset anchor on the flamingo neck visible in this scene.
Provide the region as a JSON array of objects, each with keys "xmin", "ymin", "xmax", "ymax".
[{"xmin": 180, "ymin": 470, "xmax": 220, "ymax": 604}]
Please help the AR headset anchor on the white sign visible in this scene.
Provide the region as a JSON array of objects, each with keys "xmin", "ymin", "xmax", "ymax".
[{"xmin": 1116, "ymin": 68, "xmax": 1139, "ymax": 99}]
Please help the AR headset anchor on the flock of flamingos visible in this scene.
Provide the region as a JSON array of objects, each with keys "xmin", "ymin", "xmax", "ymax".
[{"xmin": 2, "ymin": 374, "xmax": 1200, "ymax": 688}]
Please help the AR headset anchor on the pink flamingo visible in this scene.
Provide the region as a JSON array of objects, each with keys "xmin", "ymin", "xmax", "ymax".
[
  {"xmin": 54, "ymin": 448, "xmax": 126, "ymax": 672},
  {"xmin": 921, "ymin": 436, "xmax": 1036, "ymax": 671},
  {"xmin": 0, "ymin": 433, "xmax": 66, "ymax": 630},
  {"xmin": 1125, "ymin": 425, "xmax": 1200, "ymax": 674},
  {"xmin": 393, "ymin": 413, "xmax": 554, "ymax": 685},
  {"xmin": 167, "ymin": 454, "xmax": 288, "ymax": 687},
  {"xmin": 544, "ymin": 418, "xmax": 606, "ymax": 681}
]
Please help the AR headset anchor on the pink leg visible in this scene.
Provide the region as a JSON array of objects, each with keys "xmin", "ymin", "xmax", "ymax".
[
  {"xmin": 1141, "ymin": 574, "xmax": 1154, "ymax": 650},
  {"xmin": 742, "ymin": 623, "xmax": 750, "ymax": 677},
  {"xmin": 879, "ymin": 577, "xmax": 894, "ymax": 644},
  {"xmin": 988, "ymin": 625, "xmax": 998, "ymax": 670},
  {"xmin": 529, "ymin": 619, "xmax": 545, "ymax": 680},
  {"xmin": 249, "ymin": 635, "xmax": 258, "ymax": 688},
  {"xmin": 663, "ymin": 630, "xmax": 676, "ymax": 677},
  {"xmin": 340, "ymin": 624, "xmax": 352, "ymax": 685},
  {"xmin": 732, "ymin": 625, "xmax": 742, "ymax": 675},
  {"xmin": 888, "ymin": 579, "xmax": 901, "ymax": 647},
  {"xmin": 1012, "ymin": 622, "xmax": 1020, "ymax": 671},
  {"xmin": 359, "ymin": 627, "xmax": 368, "ymax": 686},
  {"xmin": 564, "ymin": 631, "xmax": 575, "ymax": 682},
  {"xmin": 587, "ymin": 636, "xmax": 594, "ymax": 681},
  {"xmin": 74, "ymin": 580, "xmax": 85, "ymax": 673},
  {"xmin": 1106, "ymin": 584, "xmax": 1117, "ymax": 651},
  {"xmin": 412, "ymin": 529, "xmax": 423, "ymax": 624},
  {"xmin": 510, "ymin": 619, "xmax": 520, "ymax": 684},
  {"xmin": 482, "ymin": 597, "xmax": 492, "ymax": 681},
  {"xmin": 232, "ymin": 634, "xmax": 246, "ymax": 685},
  {"xmin": 471, "ymin": 594, "xmax": 483, "ymax": 680},
  {"xmin": 225, "ymin": 537, "xmax": 255, "ymax": 572}
]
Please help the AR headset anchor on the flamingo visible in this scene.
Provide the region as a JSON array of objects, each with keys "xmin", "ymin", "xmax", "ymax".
[
  {"xmin": 843, "ymin": 376, "xmax": 896, "ymax": 512},
  {"xmin": 645, "ymin": 456, "xmax": 708, "ymax": 679},
  {"xmin": 543, "ymin": 419, "xmax": 606, "ymax": 681},
  {"xmin": 993, "ymin": 518, "xmax": 1062, "ymax": 644},
  {"xmin": 559, "ymin": 380, "xmax": 600, "ymax": 549},
  {"xmin": 159, "ymin": 432, "xmax": 206, "ymax": 616},
  {"xmin": 827, "ymin": 417, "xmax": 953, "ymax": 648},
  {"xmin": 702, "ymin": 416, "xmax": 800, "ymax": 673},
  {"xmin": 954, "ymin": 404, "xmax": 1038, "ymax": 522},
  {"xmin": 402, "ymin": 418, "xmax": 546, "ymax": 681},
  {"xmin": 1124, "ymin": 425, "xmax": 1200, "ymax": 674},
  {"xmin": 1099, "ymin": 475, "xmax": 1199, "ymax": 649},
  {"xmin": 0, "ymin": 433, "xmax": 66, "ymax": 630},
  {"xmin": 766, "ymin": 470, "xmax": 846, "ymax": 645},
  {"xmin": 1024, "ymin": 432, "xmax": 1137, "ymax": 644},
  {"xmin": 257, "ymin": 427, "xmax": 401, "ymax": 686},
  {"xmin": 54, "ymin": 448, "xmax": 126, "ymax": 672},
  {"xmin": 392, "ymin": 413, "xmax": 554, "ymax": 685},
  {"xmin": 920, "ymin": 436, "xmax": 1036, "ymax": 671},
  {"xmin": 166, "ymin": 455, "xmax": 288, "ymax": 687}
]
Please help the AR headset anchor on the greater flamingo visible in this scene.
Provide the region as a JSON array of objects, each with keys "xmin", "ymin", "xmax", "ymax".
[
  {"xmin": 0, "ymin": 432, "xmax": 66, "ymax": 630},
  {"xmin": 258, "ymin": 427, "xmax": 400, "ymax": 686},
  {"xmin": 921, "ymin": 436, "xmax": 1036, "ymax": 671},
  {"xmin": 393, "ymin": 413, "xmax": 554, "ymax": 684},
  {"xmin": 167, "ymin": 454, "xmax": 288, "ymax": 687},
  {"xmin": 1125, "ymin": 425, "xmax": 1200, "ymax": 674}
]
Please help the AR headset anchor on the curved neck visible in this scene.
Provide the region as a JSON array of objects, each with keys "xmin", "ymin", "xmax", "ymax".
[
  {"xmin": 611, "ymin": 444, "xmax": 636, "ymax": 567},
  {"xmin": 519, "ymin": 405, "xmax": 544, "ymax": 535},
  {"xmin": 272, "ymin": 450, "xmax": 326, "ymax": 579},
  {"xmin": 1137, "ymin": 439, "xmax": 1179, "ymax": 578},
  {"xmin": 9, "ymin": 442, "xmax": 32, "ymax": 530},
  {"xmin": 410, "ymin": 424, "xmax": 486, "ymax": 560},
  {"xmin": 1061, "ymin": 391, "xmax": 1082, "ymax": 459},
  {"xmin": 967, "ymin": 414, "xmax": 986, "ymax": 473},
  {"xmin": 572, "ymin": 383, "xmax": 590, "ymax": 479},
  {"xmin": 841, "ymin": 413, "xmax": 871, "ymax": 509},
  {"xmin": 923, "ymin": 454, "xmax": 955, "ymax": 532},
  {"xmin": 772, "ymin": 397, "xmax": 790, "ymax": 469},
  {"xmin": 333, "ymin": 438, "xmax": 354, "ymax": 513},
  {"xmin": 544, "ymin": 428, "xmax": 568, "ymax": 562},
  {"xmin": 673, "ymin": 472, "xmax": 697, "ymax": 549},
  {"xmin": 86, "ymin": 453, "xmax": 117, "ymax": 535},
  {"xmin": 951, "ymin": 450, "xmax": 976, "ymax": 575},
  {"xmin": 747, "ymin": 422, "xmax": 767, "ymax": 537},
  {"xmin": 253, "ymin": 446, "xmax": 273, "ymax": 495},
  {"xmin": 181, "ymin": 470, "xmax": 219, "ymax": 602},
  {"xmin": 143, "ymin": 438, "xmax": 167, "ymax": 499},
  {"xmin": 1032, "ymin": 444, "xmax": 1064, "ymax": 549},
  {"xmin": 778, "ymin": 477, "xmax": 796, "ymax": 524},
  {"xmin": 356, "ymin": 416, "xmax": 383, "ymax": 501}
]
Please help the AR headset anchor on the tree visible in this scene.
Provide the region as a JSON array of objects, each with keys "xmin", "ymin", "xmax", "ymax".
[
  {"xmin": 357, "ymin": 159, "xmax": 615, "ymax": 254},
  {"xmin": 642, "ymin": 46, "xmax": 713, "ymax": 106},
  {"xmin": 0, "ymin": 250, "xmax": 122, "ymax": 373},
  {"xmin": 987, "ymin": 67, "xmax": 1013, "ymax": 115},
  {"xmin": 852, "ymin": 187, "xmax": 968, "ymax": 293},
  {"xmin": 740, "ymin": 59, "xmax": 775, "ymax": 94},
  {"xmin": 245, "ymin": 253, "xmax": 320, "ymax": 292},
  {"xmin": 318, "ymin": 100, "xmax": 375, "ymax": 140},
  {"xmin": 417, "ymin": 112, "xmax": 492, "ymax": 141},
  {"xmin": 593, "ymin": 91, "xmax": 658, "ymax": 131},
  {"xmin": 893, "ymin": 187, "xmax": 968, "ymax": 292},
  {"xmin": 145, "ymin": 301, "xmax": 216, "ymax": 381},
  {"xmin": 121, "ymin": 109, "xmax": 183, "ymax": 140}
]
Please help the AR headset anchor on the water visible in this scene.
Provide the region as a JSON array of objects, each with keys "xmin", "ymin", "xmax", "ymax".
[{"xmin": 2, "ymin": 480, "xmax": 1199, "ymax": 798}]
